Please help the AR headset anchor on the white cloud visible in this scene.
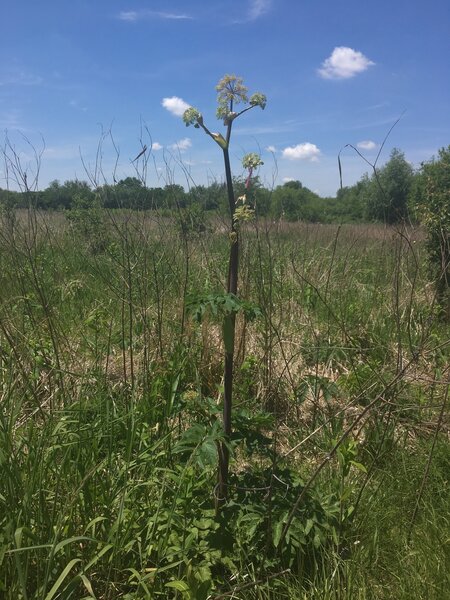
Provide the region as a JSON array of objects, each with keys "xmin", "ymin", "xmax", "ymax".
[
  {"xmin": 170, "ymin": 138, "xmax": 192, "ymax": 152},
  {"xmin": 282, "ymin": 143, "xmax": 321, "ymax": 162},
  {"xmin": 282, "ymin": 177, "xmax": 295, "ymax": 183},
  {"xmin": 151, "ymin": 142, "xmax": 163, "ymax": 151},
  {"xmin": 118, "ymin": 11, "xmax": 138, "ymax": 21},
  {"xmin": 248, "ymin": 0, "xmax": 271, "ymax": 20},
  {"xmin": 162, "ymin": 96, "xmax": 191, "ymax": 117},
  {"xmin": 156, "ymin": 12, "xmax": 192, "ymax": 20},
  {"xmin": 232, "ymin": 0, "xmax": 271, "ymax": 24},
  {"xmin": 357, "ymin": 140, "xmax": 378, "ymax": 151},
  {"xmin": 266, "ymin": 145, "xmax": 277, "ymax": 153},
  {"xmin": 318, "ymin": 47, "xmax": 375, "ymax": 79},
  {"xmin": 118, "ymin": 10, "xmax": 192, "ymax": 22}
]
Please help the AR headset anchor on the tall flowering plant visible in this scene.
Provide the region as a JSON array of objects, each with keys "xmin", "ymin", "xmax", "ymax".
[{"xmin": 183, "ymin": 75, "xmax": 266, "ymax": 504}]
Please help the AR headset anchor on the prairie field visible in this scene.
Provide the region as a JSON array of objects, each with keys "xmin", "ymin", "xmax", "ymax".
[{"xmin": 0, "ymin": 208, "xmax": 449, "ymax": 599}]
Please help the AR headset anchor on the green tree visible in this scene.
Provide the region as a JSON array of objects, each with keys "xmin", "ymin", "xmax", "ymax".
[
  {"xmin": 0, "ymin": 188, "xmax": 21, "ymax": 209},
  {"xmin": 271, "ymin": 180, "xmax": 323, "ymax": 222},
  {"xmin": 272, "ymin": 183, "xmax": 302, "ymax": 221},
  {"xmin": 41, "ymin": 179, "xmax": 93, "ymax": 210},
  {"xmin": 365, "ymin": 148, "xmax": 413, "ymax": 223},
  {"xmin": 183, "ymin": 74, "xmax": 266, "ymax": 505},
  {"xmin": 412, "ymin": 146, "xmax": 450, "ymax": 319},
  {"xmin": 335, "ymin": 176, "xmax": 370, "ymax": 222},
  {"xmin": 163, "ymin": 184, "xmax": 186, "ymax": 209},
  {"xmin": 98, "ymin": 178, "xmax": 156, "ymax": 209},
  {"xmin": 115, "ymin": 176, "xmax": 145, "ymax": 209}
]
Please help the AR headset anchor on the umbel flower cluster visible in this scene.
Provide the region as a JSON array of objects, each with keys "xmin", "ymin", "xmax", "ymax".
[{"xmin": 182, "ymin": 74, "xmax": 266, "ymax": 150}]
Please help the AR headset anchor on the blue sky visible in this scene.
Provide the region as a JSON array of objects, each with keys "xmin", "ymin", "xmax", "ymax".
[{"xmin": 1, "ymin": 0, "xmax": 449, "ymax": 196}]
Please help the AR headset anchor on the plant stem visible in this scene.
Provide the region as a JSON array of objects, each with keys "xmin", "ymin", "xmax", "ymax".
[{"xmin": 217, "ymin": 147, "xmax": 238, "ymax": 506}]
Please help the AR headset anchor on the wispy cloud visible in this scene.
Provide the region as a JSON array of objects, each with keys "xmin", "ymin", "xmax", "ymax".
[
  {"xmin": 357, "ymin": 140, "xmax": 378, "ymax": 151},
  {"xmin": 234, "ymin": 117, "xmax": 325, "ymax": 136},
  {"xmin": 162, "ymin": 96, "xmax": 191, "ymax": 117},
  {"xmin": 361, "ymin": 102, "xmax": 390, "ymax": 112},
  {"xmin": 318, "ymin": 47, "xmax": 375, "ymax": 80},
  {"xmin": 282, "ymin": 143, "xmax": 321, "ymax": 162},
  {"xmin": 69, "ymin": 99, "xmax": 88, "ymax": 112},
  {"xmin": 266, "ymin": 145, "xmax": 277, "ymax": 153},
  {"xmin": 0, "ymin": 109, "xmax": 23, "ymax": 129},
  {"xmin": 118, "ymin": 11, "xmax": 138, "ymax": 21},
  {"xmin": 170, "ymin": 137, "xmax": 192, "ymax": 152},
  {"xmin": 151, "ymin": 142, "xmax": 163, "ymax": 151},
  {"xmin": 118, "ymin": 10, "xmax": 193, "ymax": 22},
  {"xmin": 248, "ymin": 0, "xmax": 271, "ymax": 20},
  {"xmin": 0, "ymin": 68, "xmax": 43, "ymax": 87},
  {"xmin": 231, "ymin": 0, "xmax": 272, "ymax": 24},
  {"xmin": 348, "ymin": 116, "xmax": 402, "ymax": 130}
]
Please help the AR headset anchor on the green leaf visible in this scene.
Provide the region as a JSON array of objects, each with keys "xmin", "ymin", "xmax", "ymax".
[
  {"xmin": 313, "ymin": 533, "xmax": 322, "ymax": 549},
  {"xmin": 54, "ymin": 536, "xmax": 93, "ymax": 555},
  {"xmin": 174, "ymin": 423, "xmax": 207, "ymax": 453},
  {"xmin": 83, "ymin": 543, "xmax": 113, "ymax": 572},
  {"xmin": 83, "ymin": 516, "xmax": 107, "ymax": 535},
  {"xmin": 197, "ymin": 438, "xmax": 218, "ymax": 469},
  {"xmin": 80, "ymin": 574, "xmax": 96, "ymax": 599},
  {"xmin": 154, "ymin": 559, "xmax": 184, "ymax": 573},
  {"xmin": 272, "ymin": 518, "xmax": 284, "ymax": 548},
  {"xmin": 350, "ymin": 460, "xmax": 367, "ymax": 473},
  {"xmin": 196, "ymin": 579, "xmax": 212, "ymax": 600},
  {"xmin": 165, "ymin": 580, "xmax": 190, "ymax": 593},
  {"xmin": 304, "ymin": 518, "xmax": 314, "ymax": 536},
  {"xmin": 44, "ymin": 558, "xmax": 82, "ymax": 600}
]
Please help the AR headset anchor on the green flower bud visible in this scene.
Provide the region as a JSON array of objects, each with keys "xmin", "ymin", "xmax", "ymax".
[
  {"xmin": 234, "ymin": 204, "xmax": 255, "ymax": 224},
  {"xmin": 183, "ymin": 107, "xmax": 202, "ymax": 127},
  {"xmin": 249, "ymin": 92, "xmax": 267, "ymax": 110},
  {"xmin": 242, "ymin": 153, "xmax": 264, "ymax": 170}
]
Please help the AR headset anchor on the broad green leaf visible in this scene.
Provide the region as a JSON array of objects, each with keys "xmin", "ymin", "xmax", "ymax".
[{"xmin": 197, "ymin": 438, "xmax": 218, "ymax": 468}]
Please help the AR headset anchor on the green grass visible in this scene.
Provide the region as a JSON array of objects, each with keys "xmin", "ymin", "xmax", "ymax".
[{"xmin": 0, "ymin": 208, "xmax": 449, "ymax": 598}]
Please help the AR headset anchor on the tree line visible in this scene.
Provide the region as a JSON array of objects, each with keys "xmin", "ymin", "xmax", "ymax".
[{"xmin": 0, "ymin": 146, "xmax": 448, "ymax": 227}]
